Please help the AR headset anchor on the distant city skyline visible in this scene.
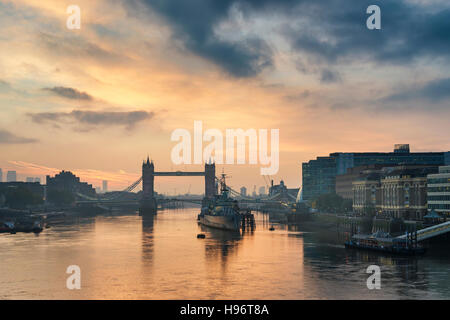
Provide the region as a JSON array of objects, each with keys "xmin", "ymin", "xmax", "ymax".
[
  {"xmin": 6, "ymin": 170, "xmax": 17, "ymax": 182},
  {"xmin": 0, "ymin": 168, "xmax": 42, "ymax": 184}
]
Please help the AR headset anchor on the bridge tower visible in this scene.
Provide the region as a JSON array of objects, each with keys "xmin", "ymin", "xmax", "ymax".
[
  {"xmin": 140, "ymin": 156, "xmax": 157, "ymax": 214},
  {"xmin": 204, "ymin": 162, "xmax": 216, "ymax": 199}
]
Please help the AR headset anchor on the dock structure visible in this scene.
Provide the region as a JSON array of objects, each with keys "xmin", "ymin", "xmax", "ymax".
[
  {"xmin": 396, "ymin": 221, "xmax": 450, "ymax": 242},
  {"xmin": 241, "ymin": 210, "xmax": 255, "ymax": 231}
]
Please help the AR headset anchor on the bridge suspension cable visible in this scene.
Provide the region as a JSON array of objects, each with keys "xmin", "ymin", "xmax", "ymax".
[
  {"xmin": 76, "ymin": 176, "xmax": 143, "ymax": 202},
  {"xmin": 102, "ymin": 176, "xmax": 143, "ymax": 200}
]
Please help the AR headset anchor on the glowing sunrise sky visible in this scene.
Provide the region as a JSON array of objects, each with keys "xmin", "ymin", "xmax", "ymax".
[{"xmin": 0, "ymin": 0, "xmax": 449, "ymax": 193}]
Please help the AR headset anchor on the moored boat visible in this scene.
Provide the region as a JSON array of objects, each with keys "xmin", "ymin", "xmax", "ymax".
[
  {"xmin": 14, "ymin": 220, "xmax": 44, "ymax": 233},
  {"xmin": 0, "ymin": 221, "xmax": 15, "ymax": 234},
  {"xmin": 345, "ymin": 231, "xmax": 426, "ymax": 255},
  {"xmin": 198, "ymin": 174, "xmax": 249, "ymax": 232}
]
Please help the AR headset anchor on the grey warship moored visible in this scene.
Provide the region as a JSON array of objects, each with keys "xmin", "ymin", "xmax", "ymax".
[{"xmin": 198, "ymin": 174, "xmax": 253, "ymax": 232}]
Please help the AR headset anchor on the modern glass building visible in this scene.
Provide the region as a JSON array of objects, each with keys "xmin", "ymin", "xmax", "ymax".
[
  {"xmin": 302, "ymin": 156, "xmax": 336, "ymax": 201},
  {"xmin": 427, "ymin": 166, "xmax": 450, "ymax": 218},
  {"xmin": 302, "ymin": 145, "xmax": 450, "ymax": 201}
]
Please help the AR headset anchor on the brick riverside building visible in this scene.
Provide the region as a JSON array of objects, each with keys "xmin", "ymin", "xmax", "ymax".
[
  {"xmin": 353, "ymin": 166, "xmax": 438, "ymax": 220},
  {"xmin": 336, "ymin": 164, "xmax": 386, "ymax": 200}
]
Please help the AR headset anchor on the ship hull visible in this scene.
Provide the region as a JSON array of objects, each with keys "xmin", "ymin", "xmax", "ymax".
[{"xmin": 199, "ymin": 215, "xmax": 240, "ymax": 231}]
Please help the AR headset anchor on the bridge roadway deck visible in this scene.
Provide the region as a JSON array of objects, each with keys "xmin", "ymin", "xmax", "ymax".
[{"xmin": 153, "ymin": 172, "xmax": 205, "ymax": 176}]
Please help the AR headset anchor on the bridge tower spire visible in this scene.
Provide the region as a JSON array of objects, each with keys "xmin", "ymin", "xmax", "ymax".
[
  {"xmin": 140, "ymin": 157, "xmax": 157, "ymax": 214},
  {"xmin": 204, "ymin": 161, "xmax": 216, "ymax": 199}
]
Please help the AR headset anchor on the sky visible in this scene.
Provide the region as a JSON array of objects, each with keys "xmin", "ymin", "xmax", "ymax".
[{"xmin": 0, "ymin": 0, "xmax": 449, "ymax": 194}]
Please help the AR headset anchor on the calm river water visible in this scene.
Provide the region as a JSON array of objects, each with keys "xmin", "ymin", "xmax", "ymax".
[{"xmin": 1, "ymin": 208, "xmax": 449, "ymax": 299}]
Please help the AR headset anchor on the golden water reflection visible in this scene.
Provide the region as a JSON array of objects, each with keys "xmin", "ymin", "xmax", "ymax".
[{"xmin": 0, "ymin": 208, "xmax": 449, "ymax": 299}]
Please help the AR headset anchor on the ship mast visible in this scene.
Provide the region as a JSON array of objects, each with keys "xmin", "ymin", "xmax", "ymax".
[{"xmin": 220, "ymin": 173, "xmax": 228, "ymax": 193}]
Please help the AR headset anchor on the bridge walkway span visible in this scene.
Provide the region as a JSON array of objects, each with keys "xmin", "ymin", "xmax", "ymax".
[{"xmin": 397, "ymin": 221, "xmax": 450, "ymax": 242}]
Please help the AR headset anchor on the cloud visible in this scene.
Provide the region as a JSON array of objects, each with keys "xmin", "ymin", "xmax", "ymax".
[
  {"xmin": 39, "ymin": 32, "xmax": 129, "ymax": 65},
  {"xmin": 128, "ymin": 0, "xmax": 299, "ymax": 77},
  {"xmin": 0, "ymin": 79, "xmax": 12, "ymax": 93},
  {"xmin": 130, "ymin": 0, "xmax": 450, "ymax": 78},
  {"xmin": 320, "ymin": 69, "xmax": 341, "ymax": 84},
  {"xmin": 0, "ymin": 129, "xmax": 38, "ymax": 144},
  {"xmin": 382, "ymin": 77, "xmax": 450, "ymax": 104},
  {"xmin": 285, "ymin": 1, "xmax": 450, "ymax": 65},
  {"xmin": 43, "ymin": 86, "xmax": 93, "ymax": 101},
  {"xmin": 284, "ymin": 90, "xmax": 310, "ymax": 102},
  {"xmin": 28, "ymin": 110, "xmax": 155, "ymax": 130}
]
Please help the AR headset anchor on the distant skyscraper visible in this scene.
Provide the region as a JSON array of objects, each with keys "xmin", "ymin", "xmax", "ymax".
[
  {"xmin": 240, "ymin": 186, "xmax": 247, "ymax": 197},
  {"xmin": 102, "ymin": 180, "xmax": 108, "ymax": 193},
  {"xmin": 35, "ymin": 177, "xmax": 41, "ymax": 184},
  {"xmin": 259, "ymin": 186, "xmax": 266, "ymax": 195},
  {"xmin": 26, "ymin": 177, "xmax": 34, "ymax": 183},
  {"xmin": 7, "ymin": 171, "xmax": 17, "ymax": 182},
  {"xmin": 0, "ymin": 168, "xmax": 2, "ymax": 182}
]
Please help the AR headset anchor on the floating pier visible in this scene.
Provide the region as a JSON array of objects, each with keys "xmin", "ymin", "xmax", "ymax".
[{"xmin": 241, "ymin": 210, "xmax": 255, "ymax": 231}]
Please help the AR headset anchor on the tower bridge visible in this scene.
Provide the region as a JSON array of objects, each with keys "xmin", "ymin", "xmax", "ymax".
[
  {"xmin": 140, "ymin": 157, "xmax": 216, "ymax": 214},
  {"xmin": 75, "ymin": 158, "xmax": 292, "ymax": 214}
]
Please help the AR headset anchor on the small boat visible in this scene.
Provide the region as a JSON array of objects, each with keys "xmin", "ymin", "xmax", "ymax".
[
  {"xmin": 14, "ymin": 220, "xmax": 44, "ymax": 233},
  {"xmin": 32, "ymin": 220, "xmax": 44, "ymax": 233},
  {"xmin": 345, "ymin": 231, "xmax": 426, "ymax": 255},
  {"xmin": 0, "ymin": 222, "xmax": 15, "ymax": 234}
]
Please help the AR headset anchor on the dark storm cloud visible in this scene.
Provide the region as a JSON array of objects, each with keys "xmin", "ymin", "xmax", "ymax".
[
  {"xmin": 128, "ymin": 0, "xmax": 299, "ymax": 77},
  {"xmin": 285, "ymin": 0, "xmax": 450, "ymax": 65},
  {"xmin": 0, "ymin": 129, "xmax": 38, "ymax": 144},
  {"xmin": 127, "ymin": 0, "xmax": 450, "ymax": 77},
  {"xmin": 43, "ymin": 87, "xmax": 93, "ymax": 101},
  {"xmin": 383, "ymin": 78, "xmax": 450, "ymax": 104},
  {"xmin": 28, "ymin": 110, "xmax": 154, "ymax": 130}
]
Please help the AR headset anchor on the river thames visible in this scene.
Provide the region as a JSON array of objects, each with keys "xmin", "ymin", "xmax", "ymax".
[{"xmin": 1, "ymin": 208, "xmax": 449, "ymax": 299}]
